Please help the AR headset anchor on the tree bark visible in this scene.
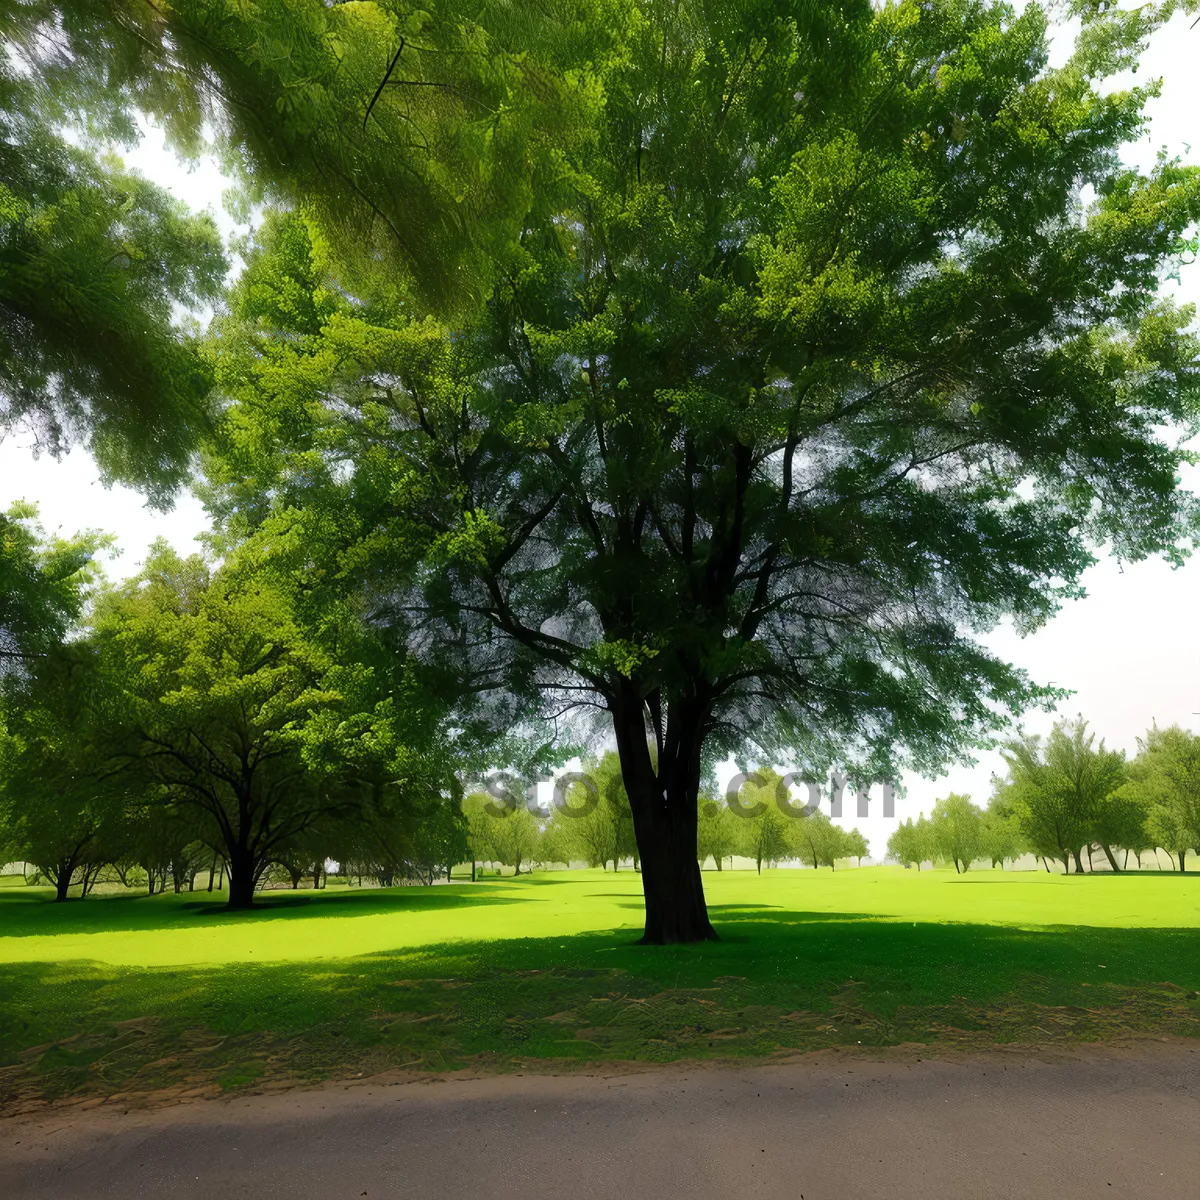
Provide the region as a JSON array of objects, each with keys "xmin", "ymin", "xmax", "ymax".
[
  {"xmin": 53, "ymin": 858, "xmax": 75, "ymax": 901},
  {"xmin": 1073, "ymin": 848, "xmax": 1086, "ymax": 874},
  {"xmin": 613, "ymin": 692, "xmax": 717, "ymax": 945},
  {"xmin": 1180, "ymin": 849, "xmax": 1187, "ymax": 873},
  {"xmin": 1100, "ymin": 843, "xmax": 1121, "ymax": 873},
  {"xmin": 226, "ymin": 846, "xmax": 258, "ymax": 910}
]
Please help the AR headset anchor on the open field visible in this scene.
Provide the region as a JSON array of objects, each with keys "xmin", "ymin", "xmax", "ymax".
[{"xmin": 1, "ymin": 867, "xmax": 1198, "ymax": 1114}]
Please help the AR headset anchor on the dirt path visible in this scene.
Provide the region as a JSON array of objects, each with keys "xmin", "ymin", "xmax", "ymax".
[{"xmin": 3, "ymin": 1041, "xmax": 1198, "ymax": 1199}]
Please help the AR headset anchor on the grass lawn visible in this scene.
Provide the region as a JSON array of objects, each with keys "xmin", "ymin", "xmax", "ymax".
[{"xmin": 1, "ymin": 867, "xmax": 1198, "ymax": 1112}]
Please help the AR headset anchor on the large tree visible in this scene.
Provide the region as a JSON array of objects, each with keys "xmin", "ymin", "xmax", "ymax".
[{"xmin": 197, "ymin": 1, "xmax": 1200, "ymax": 940}]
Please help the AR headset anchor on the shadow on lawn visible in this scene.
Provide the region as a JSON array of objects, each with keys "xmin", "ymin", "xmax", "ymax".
[
  {"xmin": 0, "ymin": 882, "xmax": 528, "ymax": 939},
  {"xmin": 2, "ymin": 908, "xmax": 1199, "ymax": 1112}
]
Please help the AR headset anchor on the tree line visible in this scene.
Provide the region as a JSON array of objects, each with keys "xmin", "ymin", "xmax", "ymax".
[
  {"xmin": 462, "ymin": 760, "xmax": 869, "ymax": 878},
  {"xmin": 887, "ymin": 720, "xmax": 1200, "ymax": 873}
]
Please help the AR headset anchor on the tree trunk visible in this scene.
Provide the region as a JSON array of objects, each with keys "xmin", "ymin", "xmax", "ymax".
[
  {"xmin": 1073, "ymin": 848, "xmax": 1086, "ymax": 874},
  {"xmin": 1180, "ymin": 849, "xmax": 1187, "ymax": 873},
  {"xmin": 1100, "ymin": 843, "xmax": 1121, "ymax": 873},
  {"xmin": 610, "ymin": 687, "xmax": 717, "ymax": 944},
  {"xmin": 226, "ymin": 847, "xmax": 257, "ymax": 910}
]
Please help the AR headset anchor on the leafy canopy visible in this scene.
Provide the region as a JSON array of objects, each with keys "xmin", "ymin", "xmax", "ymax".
[{"xmin": 203, "ymin": 0, "xmax": 1200, "ymax": 794}]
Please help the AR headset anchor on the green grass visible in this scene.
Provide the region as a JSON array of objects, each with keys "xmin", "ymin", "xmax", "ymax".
[{"xmin": 1, "ymin": 867, "xmax": 1198, "ymax": 1111}]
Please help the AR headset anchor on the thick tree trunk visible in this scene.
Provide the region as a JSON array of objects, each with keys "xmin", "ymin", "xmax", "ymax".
[
  {"xmin": 1180, "ymin": 850, "xmax": 1187, "ymax": 873},
  {"xmin": 1073, "ymin": 848, "xmax": 1086, "ymax": 874},
  {"xmin": 610, "ymin": 686, "xmax": 717, "ymax": 944},
  {"xmin": 1100, "ymin": 843, "xmax": 1121, "ymax": 873},
  {"xmin": 53, "ymin": 860, "xmax": 74, "ymax": 902},
  {"xmin": 636, "ymin": 824, "xmax": 718, "ymax": 943},
  {"xmin": 226, "ymin": 847, "xmax": 258, "ymax": 910}
]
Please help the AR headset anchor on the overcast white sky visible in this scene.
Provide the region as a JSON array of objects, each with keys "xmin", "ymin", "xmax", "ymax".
[{"xmin": 2, "ymin": 4, "xmax": 1198, "ymax": 853}]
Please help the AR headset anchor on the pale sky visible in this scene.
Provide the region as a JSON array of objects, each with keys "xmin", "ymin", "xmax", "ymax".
[{"xmin": 2, "ymin": 4, "xmax": 1198, "ymax": 855}]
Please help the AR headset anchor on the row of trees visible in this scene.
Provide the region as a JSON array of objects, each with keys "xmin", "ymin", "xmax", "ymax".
[
  {"xmin": 0, "ymin": 529, "xmax": 473, "ymax": 905},
  {"xmin": 888, "ymin": 720, "xmax": 1200, "ymax": 873},
  {"xmin": 463, "ymin": 761, "xmax": 870, "ymax": 877}
]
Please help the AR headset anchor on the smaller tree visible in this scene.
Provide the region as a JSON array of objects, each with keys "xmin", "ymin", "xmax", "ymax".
[
  {"xmin": 999, "ymin": 720, "xmax": 1126, "ymax": 873},
  {"xmin": 843, "ymin": 829, "xmax": 869, "ymax": 868},
  {"xmin": 888, "ymin": 816, "xmax": 938, "ymax": 871},
  {"xmin": 696, "ymin": 793, "xmax": 739, "ymax": 870},
  {"xmin": 95, "ymin": 543, "xmax": 403, "ymax": 908},
  {"xmin": 0, "ymin": 650, "xmax": 123, "ymax": 899},
  {"xmin": 929, "ymin": 794, "xmax": 985, "ymax": 874},
  {"xmin": 485, "ymin": 806, "xmax": 542, "ymax": 876},
  {"xmin": 792, "ymin": 810, "xmax": 842, "ymax": 871},
  {"xmin": 980, "ymin": 798, "xmax": 1024, "ymax": 870},
  {"xmin": 1125, "ymin": 725, "xmax": 1200, "ymax": 872},
  {"xmin": 729, "ymin": 771, "xmax": 792, "ymax": 874}
]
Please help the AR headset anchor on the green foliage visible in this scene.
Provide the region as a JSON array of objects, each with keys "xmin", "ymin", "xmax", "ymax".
[
  {"xmin": 0, "ymin": 648, "xmax": 125, "ymax": 899},
  {"xmin": 929, "ymin": 792, "xmax": 985, "ymax": 873},
  {"xmin": 791, "ymin": 809, "xmax": 844, "ymax": 871},
  {"xmin": 0, "ymin": 1, "xmax": 228, "ymax": 497},
  {"xmin": 886, "ymin": 815, "xmax": 937, "ymax": 871},
  {"xmin": 998, "ymin": 719, "xmax": 1130, "ymax": 872},
  {"xmin": 1125, "ymin": 725, "xmax": 1200, "ymax": 871},
  {"xmin": 980, "ymin": 798, "xmax": 1024, "ymax": 869},
  {"xmin": 696, "ymin": 791, "xmax": 739, "ymax": 869},
  {"xmin": 0, "ymin": 502, "xmax": 109, "ymax": 668},
  {"xmin": 729, "ymin": 770, "xmax": 791, "ymax": 873},
  {"xmin": 89, "ymin": 540, "xmax": 409, "ymax": 906}
]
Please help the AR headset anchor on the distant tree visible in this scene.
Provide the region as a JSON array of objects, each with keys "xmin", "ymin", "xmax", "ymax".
[
  {"xmin": 696, "ymin": 793, "xmax": 739, "ymax": 871},
  {"xmin": 929, "ymin": 793, "xmax": 985, "ymax": 873},
  {"xmin": 1125, "ymin": 725, "xmax": 1200, "ymax": 872},
  {"xmin": 980, "ymin": 797, "xmax": 1024, "ymax": 869},
  {"xmin": 546, "ymin": 754, "xmax": 638, "ymax": 871},
  {"xmin": 843, "ymin": 829, "xmax": 869, "ymax": 868},
  {"xmin": 792, "ymin": 810, "xmax": 842, "ymax": 871},
  {"xmin": 887, "ymin": 815, "xmax": 937, "ymax": 871},
  {"xmin": 999, "ymin": 720, "xmax": 1126, "ymax": 873},
  {"xmin": 485, "ymin": 807, "xmax": 542, "ymax": 877},
  {"xmin": 729, "ymin": 771, "xmax": 792, "ymax": 874}
]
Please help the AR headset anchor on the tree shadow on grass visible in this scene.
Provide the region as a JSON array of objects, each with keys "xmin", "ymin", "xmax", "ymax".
[
  {"xmin": 2, "ymin": 911, "xmax": 1198, "ymax": 1103},
  {"xmin": 0, "ymin": 883, "xmax": 527, "ymax": 939}
]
